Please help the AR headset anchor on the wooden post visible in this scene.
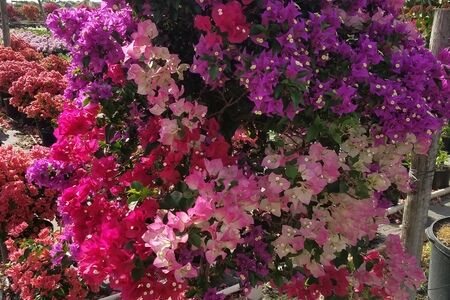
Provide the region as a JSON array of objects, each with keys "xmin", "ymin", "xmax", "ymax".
[
  {"xmin": 401, "ymin": 8, "xmax": 450, "ymax": 299},
  {"xmin": 37, "ymin": 0, "xmax": 44, "ymax": 20},
  {"xmin": 0, "ymin": 0, "xmax": 10, "ymax": 47}
]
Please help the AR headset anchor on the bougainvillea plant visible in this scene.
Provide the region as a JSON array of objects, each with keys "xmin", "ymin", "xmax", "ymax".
[
  {"xmin": 0, "ymin": 146, "xmax": 57, "ymax": 236},
  {"xmin": 31, "ymin": 0, "xmax": 449, "ymax": 299},
  {"xmin": 8, "ymin": 69, "xmax": 67, "ymax": 120},
  {"xmin": 21, "ymin": 4, "xmax": 41, "ymax": 21},
  {"xmin": 2, "ymin": 227, "xmax": 89, "ymax": 300},
  {"xmin": 0, "ymin": 35, "xmax": 69, "ymax": 120}
]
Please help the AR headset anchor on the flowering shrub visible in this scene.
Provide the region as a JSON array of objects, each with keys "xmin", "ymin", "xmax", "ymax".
[
  {"xmin": 2, "ymin": 227, "xmax": 89, "ymax": 300},
  {"xmin": 0, "ymin": 146, "xmax": 56, "ymax": 236},
  {"xmin": 40, "ymin": 54, "xmax": 70, "ymax": 74},
  {"xmin": 0, "ymin": 61, "xmax": 43, "ymax": 93},
  {"xmin": 43, "ymin": 2, "xmax": 60, "ymax": 14},
  {"xmin": 10, "ymin": 35, "xmax": 34, "ymax": 51},
  {"xmin": 18, "ymin": 47, "xmax": 44, "ymax": 61},
  {"xmin": 36, "ymin": 0, "xmax": 449, "ymax": 299},
  {"xmin": 7, "ymin": 4, "xmax": 20, "ymax": 22},
  {"xmin": 9, "ymin": 70, "xmax": 67, "ymax": 120},
  {"xmin": 21, "ymin": 4, "xmax": 41, "ymax": 21},
  {"xmin": 0, "ymin": 46, "xmax": 25, "ymax": 62},
  {"xmin": 11, "ymin": 29, "xmax": 67, "ymax": 54}
]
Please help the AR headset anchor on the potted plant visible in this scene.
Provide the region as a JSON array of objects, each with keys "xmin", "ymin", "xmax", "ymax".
[
  {"xmin": 433, "ymin": 149, "xmax": 450, "ymax": 190},
  {"xmin": 441, "ymin": 125, "xmax": 450, "ymax": 153},
  {"xmin": 426, "ymin": 216, "xmax": 450, "ymax": 299}
]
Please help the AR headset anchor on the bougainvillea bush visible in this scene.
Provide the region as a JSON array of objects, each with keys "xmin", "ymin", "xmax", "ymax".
[
  {"xmin": 32, "ymin": 0, "xmax": 449, "ymax": 299},
  {"xmin": 21, "ymin": 4, "xmax": 41, "ymax": 21},
  {"xmin": 3, "ymin": 227, "xmax": 89, "ymax": 300},
  {"xmin": 0, "ymin": 146, "xmax": 56, "ymax": 236},
  {"xmin": 0, "ymin": 35, "xmax": 69, "ymax": 121},
  {"xmin": 11, "ymin": 29, "xmax": 67, "ymax": 54},
  {"xmin": 9, "ymin": 69, "xmax": 67, "ymax": 120}
]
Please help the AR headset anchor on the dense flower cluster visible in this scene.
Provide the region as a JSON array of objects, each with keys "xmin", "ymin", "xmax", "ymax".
[
  {"xmin": 40, "ymin": 54, "xmax": 70, "ymax": 74},
  {"xmin": 193, "ymin": 0, "xmax": 449, "ymax": 152},
  {"xmin": 7, "ymin": 4, "xmax": 19, "ymax": 22},
  {"xmin": 0, "ymin": 146, "xmax": 56, "ymax": 235},
  {"xmin": 0, "ymin": 46, "xmax": 26, "ymax": 62},
  {"xmin": 11, "ymin": 29, "xmax": 67, "ymax": 54},
  {"xmin": 0, "ymin": 34, "xmax": 69, "ymax": 120},
  {"xmin": 43, "ymin": 2, "xmax": 60, "ymax": 14},
  {"xmin": 21, "ymin": 4, "xmax": 41, "ymax": 21},
  {"xmin": 3, "ymin": 228, "xmax": 89, "ymax": 300},
  {"xmin": 47, "ymin": 4, "xmax": 134, "ymax": 100},
  {"xmin": 0, "ymin": 60, "xmax": 43, "ymax": 93},
  {"xmin": 353, "ymin": 234, "xmax": 425, "ymax": 299},
  {"xmin": 9, "ymin": 70, "xmax": 67, "ymax": 120},
  {"xmin": 26, "ymin": 158, "xmax": 74, "ymax": 191},
  {"xmin": 35, "ymin": 0, "xmax": 449, "ymax": 299}
]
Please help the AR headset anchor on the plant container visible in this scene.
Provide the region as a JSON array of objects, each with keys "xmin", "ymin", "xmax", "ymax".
[
  {"xmin": 433, "ymin": 167, "xmax": 450, "ymax": 190},
  {"xmin": 426, "ymin": 217, "xmax": 450, "ymax": 300}
]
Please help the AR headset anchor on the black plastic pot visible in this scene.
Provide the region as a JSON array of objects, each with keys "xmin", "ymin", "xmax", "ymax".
[
  {"xmin": 442, "ymin": 136, "xmax": 450, "ymax": 153},
  {"xmin": 433, "ymin": 168, "xmax": 450, "ymax": 190},
  {"xmin": 426, "ymin": 217, "xmax": 450, "ymax": 300}
]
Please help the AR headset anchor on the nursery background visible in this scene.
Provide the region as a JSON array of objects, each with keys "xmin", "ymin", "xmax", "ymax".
[{"xmin": 0, "ymin": 0, "xmax": 449, "ymax": 299}]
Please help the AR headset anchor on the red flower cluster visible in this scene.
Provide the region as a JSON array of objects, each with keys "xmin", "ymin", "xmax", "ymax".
[
  {"xmin": 10, "ymin": 36, "xmax": 34, "ymax": 52},
  {"xmin": 21, "ymin": 4, "xmax": 41, "ymax": 21},
  {"xmin": 9, "ymin": 70, "xmax": 67, "ymax": 120},
  {"xmin": 18, "ymin": 47, "xmax": 43, "ymax": 61},
  {"xmin": 194, "ymin": 0, "xmax": 250, "ymax": 44},
  {"xmin": 24, "ymin": 93, "xmax": 66, "ymax": 120},
  {"xmin": 0, "ymin": 46, "xmax": 26, "ymax": 62},
  {"xmin": 3, "ymin": 228, "xmax": 89, "ymax": 300},
  {"xmin": 43, "ymin": 2, "xmax": 60, "ymax": 14},
  {"xmin": 0, "ymin": 146, "xmax": 57, "ymax": 235},
  {"xmin": 0, "ymin": 61, "xmax": 43, "ymax": 93},
  {"xmin": 41, "ymin": 54, "xmax": 70, "ymax": 74},
  {"xmin": 0, "ymin": 37, "xmax": 68, "ymax": 120}
]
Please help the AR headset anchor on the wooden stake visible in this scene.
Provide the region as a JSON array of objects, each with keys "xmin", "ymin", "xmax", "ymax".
[
  {"xmin": 401, "ymin": 8, "xmax": 450, "ymax": 299},
  {"xmin": 0, "ymin": 0, "xmax": 10, "ymax": 47}
]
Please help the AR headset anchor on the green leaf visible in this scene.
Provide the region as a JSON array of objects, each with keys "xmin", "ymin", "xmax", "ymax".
[
  {"xmin": 272, "ymin": 271, "xmax": 284, "ymax": 287},
  {"xmin": 131, "ymin": 266, "xmax": 145, "ymax": 281},
  {"xmin": 306, "ymin": 116, "xmax": 325, "ymax": 142},
  {"xmin": 82, "ymin": 98, "xmax": 90, "ymax": 107},
  {"xmin": 19, "ymin": 248, "xmax": 32, "ymax": 263},
  {"xmin": 131, "ymin": 181, "xmax": 144, "ymax": 190},
  {"xmin": 188, "ymin": 231, "xmax": 202, "ymax": 247},
  {"xmin": 185, "ymin": 289, "xmax": 197, "ymax": 298},
  {"xmin": 82, "ymin": 56, "xmax": 90, "ymax": 68},
  {"xmin": 352, "ymin": 252, "xmax": 364, "ymax": 270},
  {"xmin": 333, "ymin": 250, "xmax": 349, "ymax": 267},
  {"xmin": 209, "ymin": 65, "xmax": 218, "ymax": 81},
  {"xmin": 339, "ymin": 180, "xmax": 349, "ymax": 193},
  {"xmin": 291, "ymin": 88, "xmax": 302, "ymax": 108},
  {"xmin": 355, "ymin": 181, "xmax": 370, "ymax": 199},
  {"xmin": 144, "ymin": 141, "xmax": 159, "ymax": 156},
  {"xmin": 250, "ymin": 24, "xmax": 266, "ymax": 35},
  {"xmin": 285, "ymin": 164, "xmax": 298, "ymax": 180},
  {"xmin": 329, "ymin": 128, "xmax": 342, "ymax": 144}
]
